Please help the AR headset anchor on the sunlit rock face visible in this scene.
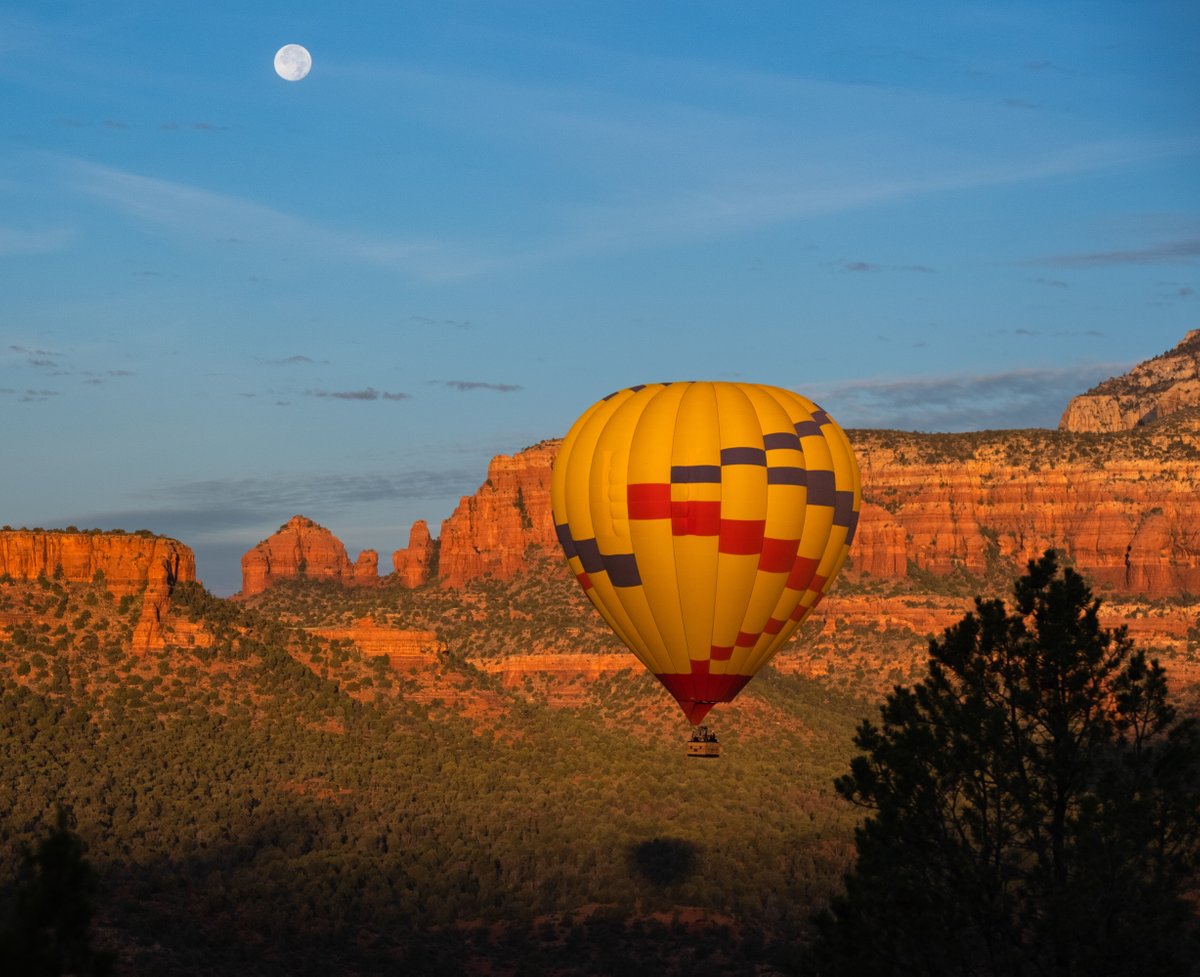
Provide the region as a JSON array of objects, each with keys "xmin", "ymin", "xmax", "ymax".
[
  {"xmin": 846, "ymin": 431, "xmax": 1200, "ymax": 597},
  {"xmin": 432, "ymin": 428, "xmax": 1200, "ymax": 600},
  {"xmin": 432, "ymin": 336, "xmax": 1200, "ymax": 599},
  {"xmin": 240, "ymin": 515, "xmax": 377, "ymax": 596},
  {"xmin": 1060, "ymin": 330, "xmax": 1200, "ymax": 433},
  {"xmin": 392, "ymin": 519, "xmax": 436, "ymax": 588},
  {"xmin": 0, "ymin": 529, "xmax": 195, "ymax": 652},
  {"xmin": 309, "ymin": 617, "xmax": 445, "ymax": 669},
  {"xmin": 434, "ymin": 441, "xmax": 559, "ymax": 588}
]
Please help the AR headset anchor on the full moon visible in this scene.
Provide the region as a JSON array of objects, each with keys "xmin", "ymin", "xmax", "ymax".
[{"xmin": 274, "ymin": 44, "xmax": 312, "ymax": 82}]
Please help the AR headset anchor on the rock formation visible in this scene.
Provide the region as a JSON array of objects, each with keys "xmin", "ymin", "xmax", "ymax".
[
  {"xmin": 392, "ymin": 519, "xmax": 436, "ymax": 587},
  {"xmin": 0, "ymin": 529, "xmax": 195, "ymax": 652},
  {"xmin": 310, "ymin": 618, "xmax": 445, "ymax": 670},
  {"xmin": 1060, "ymin": 329, "xmax": 1200, "ymax": 432},
  {"xmin": 429, "ymin": 396, "xmax": 1200, "ymax": 600},
  {"xmin": 845, "ymin": 424, "xmax": 1200, "ymax": 596},
  {"xmin": 240, "ymin": 516, "xmax": 379, "ymax": 596},
  {"xmin": 435, "ymin": 442, "xmax": 559, "ymax": 587}
]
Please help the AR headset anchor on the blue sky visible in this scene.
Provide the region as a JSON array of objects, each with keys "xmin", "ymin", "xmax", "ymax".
[{"xmin": 2, "ymin": 1, "xmax": 1197, "ymax": 594}]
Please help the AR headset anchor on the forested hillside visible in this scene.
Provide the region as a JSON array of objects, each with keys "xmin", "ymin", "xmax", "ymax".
[{"xmin": 0, "ymin": 571, "xmax": 871, "ymax": 975}]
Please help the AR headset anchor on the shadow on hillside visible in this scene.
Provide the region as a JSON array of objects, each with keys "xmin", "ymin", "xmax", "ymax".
[{"xmin": 627, "ymin": 837, "xmax": 699, "ymax": 886}]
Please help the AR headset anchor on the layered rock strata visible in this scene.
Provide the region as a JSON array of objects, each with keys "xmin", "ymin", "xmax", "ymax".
[
  {"xmin": 0, "ymin": 529, "xmax": 195, "ymax": 652},
  {"xmin": 310, "ymin": 618, "xmax": 445, "ymax": 670},
  {"xmin": 429, "ymin": 423, "xmax": 1200, "ymax": 599}
]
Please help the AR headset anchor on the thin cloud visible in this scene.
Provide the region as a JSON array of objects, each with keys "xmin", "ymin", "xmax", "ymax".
[
  {"xmin": 409, "ymin": 315, "xmax": 473, "ymax": 329},
  {"xmin": 0, "ymin": 227, "xmax": 75, "ymax": 256},
  {"xmin": 843, "ymin": 260, "xmax": 934, "ymax": 273},
  {"xmin": 808, "ymin": 362, "xmax": 1130, "ymax": 432},
  {"xmin": 264, "ymin": 354, "xmax": 316, "ymax": 366},
  {"xmin": 306, "ymin": 387, "xmax": 411, "ymax": 401},
  {"xmin": 62, "ymin": 158, "xmax": 496, "ymax": 281},
  {"xmin": 67, "ymin": 468, "xmax": 480, "ymax": 535},
  {"xmin": 1036, "ymin": 239, "xmax": 1200, "ymax": 267},
  {"xmin": 435, "ymin": 380, "xmax": 523, "ymax": 393},
  {"xmin": 10, "ymin": 344, "xmax": 61, "ymax": 356},
  {"xmin": 6, "ymin": 388, "xmax": 60, "ymax": 402}
]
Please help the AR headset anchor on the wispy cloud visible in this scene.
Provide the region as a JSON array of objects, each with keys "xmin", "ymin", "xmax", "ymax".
[
  {"xmin": 843, "ymin": 260, "xmax": 935, "ymax": 273},
  {"xmin": 63, "ymin": 468, "xmax": 479, "ymax": 540},
  {"xmin": 1036, "ymin": 238, "xmax": 1200, "ymax": 267},
  {"xmin": 434, "ymin": 380, "xmax": 523, "ymax": 393},
  {"xmin": 61, "ymin": 158, "xmax": 497, "ymax": 281},
  {"xmin": 809, "ymin": 362, "xmax": 1130, "ymax": 432},
  {"xmin": 0, "ymin": 226, "xmax": 75, "ymax": 256},
  {"xmin": 2, "ymin": 388, "xmax": 60, "ymax": 402},
  {"xmin": 264, "ymin": 354, "xmax": 316, "ymax": 366},
  {"xmin": 305, "ymin": 387, "xmax": 411, "ymax": 401},
  {"xmin": 409, "ymin": 315, "xmax": 473, "ymax": 329},
  {"xmin": 9, "ymin": 344, "xmax": 62, "ymax": 357}
]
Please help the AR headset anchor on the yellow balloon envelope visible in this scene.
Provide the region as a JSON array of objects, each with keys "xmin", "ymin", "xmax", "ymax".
[{"xmin": 551, "ymin": 382, "xmax": 861, "ymax": 724}]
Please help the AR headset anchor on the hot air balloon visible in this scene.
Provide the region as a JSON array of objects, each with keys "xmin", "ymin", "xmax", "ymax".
[{"xmin": 550, "ymin": 382, "xmax": 861, "ymax": 754}]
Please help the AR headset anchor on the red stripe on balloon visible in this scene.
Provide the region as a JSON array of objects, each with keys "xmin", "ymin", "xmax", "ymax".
[
  {"xmin": 627, "ymin": 483, "xmax": 671, "ymax": 519},
  {"xmin": 720, "ymin": 519, "xmax": 766, "ymax": 555},
  {"xmin": 655, "ymin": 671, "xmax": 752, "ymax": 724},
  {"xmin": 710, "ymin": 644, "xmax": 735, "ymax": 660},
  {"xmin": 670, "ymin": 500, "xmax": 721, "ymax": 536},
  {"xmin": 787, "ymin": 556, "xmax": 820, "ymax": 591},
  {"xmin": 734, "ymin": 631, "xmax": 758, "ymax": 648},
  {"xmin": 758, "ymin": 536, "xmax": 799, "ymax": 572}
]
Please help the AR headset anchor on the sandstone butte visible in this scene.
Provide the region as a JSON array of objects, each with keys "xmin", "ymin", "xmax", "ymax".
[
  {"xmin": 0, "ymin": 529, "xmax": 194, "ymax": 652},
  {"xmin": 1060, "ymin": 329, "xmax": 1200, "ymax": 432},
  {"xmin": 240, "ymin": 515, "xmax": 378, "ymax": 596}
]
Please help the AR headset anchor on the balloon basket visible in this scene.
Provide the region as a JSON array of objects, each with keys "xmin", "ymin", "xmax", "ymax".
[{"xmin": 686, "ymin": 725, "xmax": 721, "ymax": 759}]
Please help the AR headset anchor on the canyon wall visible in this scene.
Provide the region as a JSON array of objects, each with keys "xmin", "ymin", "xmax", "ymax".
[
  {"xmin": 426, "ymin": 422, "xmax": 1200, "ymax": 599},
  {"xmin": 0, "ymin": 530, "xmax": 195, "ymax": 651}
]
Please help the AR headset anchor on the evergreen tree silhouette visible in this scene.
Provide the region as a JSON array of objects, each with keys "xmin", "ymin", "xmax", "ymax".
[
  {"xmin": 1, "ymin": 807, "xmax": 114, "ymax": 976},
  {"xmin": 813, "ymin": 551, "xmax": 1200, "ymax": 977}
]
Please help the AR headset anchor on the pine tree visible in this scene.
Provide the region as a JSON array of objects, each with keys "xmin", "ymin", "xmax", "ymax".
[{"xmin": 813, "ymin": 551, "xmax": 1200, "ymax": 977}]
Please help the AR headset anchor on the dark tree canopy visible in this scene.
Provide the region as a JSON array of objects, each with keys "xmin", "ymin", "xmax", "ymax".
[
  {"xmin": 814, "ymin": 551, "xmax": 1200, "ymax": 977},
  {"xmin": 0, "ymin": 806, "xmax": 113, "ymax": 976}
]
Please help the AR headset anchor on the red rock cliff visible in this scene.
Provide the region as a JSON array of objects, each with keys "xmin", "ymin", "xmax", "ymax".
[
  {"xmin": 435, "ymin": 442, "xmax": 559, "ymax": 587},
  {"xmin": 0, "ymin": 530, "xmax": 194, "ymax": 595},
  {"xmin": 848, "ymin": 424, "xmax": 1200, "ymax": 596},
  {"xmin": 392, "ymin": 519, "xmax": 437, "ymax": 588},
  {"xmin": 240, "ymin": 516, "xmax": 379, "ymax": 596},
  {"xmin": 0, "ymin": 529, "xmax": 195, "ymax": 652},
  {"xmin": 431, "ymin": 421, "xmax": 1200, "ymax": 599}
]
